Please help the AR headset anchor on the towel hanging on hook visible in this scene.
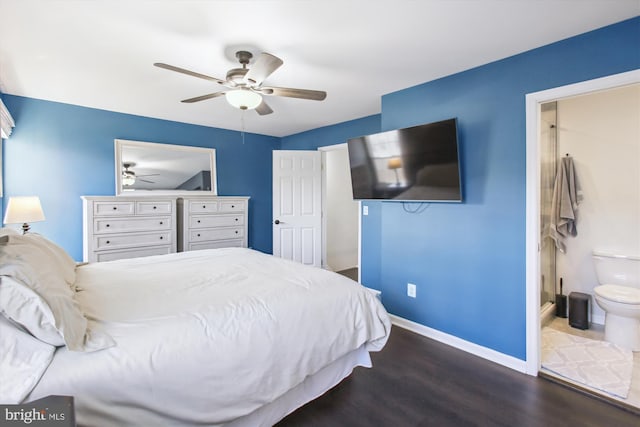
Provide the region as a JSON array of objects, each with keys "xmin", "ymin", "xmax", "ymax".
[{"xmin": 548, "ymin": 156, "xmax": 582, "ymax": 253}]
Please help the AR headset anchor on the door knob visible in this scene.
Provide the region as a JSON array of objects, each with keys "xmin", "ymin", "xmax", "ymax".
[{"xmin": 274, "ymin": 219, "xmax": 281, "ymax": 225}]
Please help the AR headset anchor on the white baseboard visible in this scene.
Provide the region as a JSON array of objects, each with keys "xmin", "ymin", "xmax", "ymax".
[
  {"xmin": 390, "ymin": 314, "xmax": 527, "ymax": 374},
  {"xmin": 591, "ymin": 314, "xmax": 604, "ymax": 325}
]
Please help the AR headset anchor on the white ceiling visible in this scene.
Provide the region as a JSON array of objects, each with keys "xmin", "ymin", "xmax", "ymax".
[{"xmin": 0, "ymin": 1, "xmax": 637, "ymax": 137}]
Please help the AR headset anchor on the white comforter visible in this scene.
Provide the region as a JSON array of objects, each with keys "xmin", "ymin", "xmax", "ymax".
[{"xmin": 27, "ymin": 248, "xmax": 390, "ymax": 426}]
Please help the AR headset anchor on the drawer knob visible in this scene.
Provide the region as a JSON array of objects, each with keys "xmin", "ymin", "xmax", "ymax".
[
  {"xmin": 112, "ymin": 206, "xmax": 117, "ymax": 210},
  {"xmin": 160, "ymin": 221, "xmax": 163, "ymax": 225},
  {"xmin": 235, "ymin": 218, "xmax": 238, "ymax": 222},
  {"xmin": 231, "ymin": 205, "xmax": 235, "ymax": 208},
  {"xmin": 153, "ymin": 206, "xmax": 157, "ymax": 210},
  {"xmin": 160, "ymin": 236, "xmax": 164, "ymax": 240},
  {"xmin": 202, "ymin": 205, "xmax": 206, "ymax": 209},
  {"xmin": 197, "ymin": 233, "xmax": 201, "ymax": 237},
  {"xmin": 106, "ymin": 224, "xmax": 110, "ymax": 227},
  {"xmin": 106, "ymin": 240, "xmax": 110, "ymax": 244},
  {"xmin": 197, "ymin": 220, "xmax": 201, "ymax": 223},
  {"xmin": 235, "ymin": 230, "xmax": 238, "ymax": 234}
]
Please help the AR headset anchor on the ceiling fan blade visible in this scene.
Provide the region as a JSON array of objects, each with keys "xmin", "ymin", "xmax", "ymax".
[
  {"xmin": 255, "ymin": 100, "xmax": 273, "ymax": 116},
  {"xmin": 261, "ymin": 86, "xmax": 326, "ymax": 101},
  {"xmin": 154, "ymin": 63, "xmax": 226, "ymax": 85},
  {"xmin": 181, "ymin": 92, "xmax": 226, "ymax": 103},
  {"xmin": 139, "ymin": 178, "xmax": 155, "ymax": 184},
  {"xmin": 244, "ymin": 53, "xmax": 283, "ymax": 86}
]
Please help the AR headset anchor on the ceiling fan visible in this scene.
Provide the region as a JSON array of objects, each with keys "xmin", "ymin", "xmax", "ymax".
[
  {"xmin": 154, "ymin": 50, "xmax": 327, "ymax": 115},
  {"xmin": 122, "ymin": 162, "xmax": 158, "ymax": 186}
]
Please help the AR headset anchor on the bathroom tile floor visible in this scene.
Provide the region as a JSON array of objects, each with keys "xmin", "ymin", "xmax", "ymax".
[{"xmin": 542, "ymin": 317, "xmax": 640, "ymax": 411}]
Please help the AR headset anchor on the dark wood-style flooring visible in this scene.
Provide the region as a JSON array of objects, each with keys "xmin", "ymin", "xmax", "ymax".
[{"xmin": 277, "ymin": 326, "xmax": 639, "ymax": 427}]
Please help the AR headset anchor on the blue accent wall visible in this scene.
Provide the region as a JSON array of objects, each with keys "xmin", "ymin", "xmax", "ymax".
[
  {"xmin": 376, "ymin": 18, "xmax": 639, "ymax": 359},
  {"xmin": 2, "ymin": 96, "xmax": 278, "ymax": 260},
  {"xmin": 281, "ymin": 17, "xmax": 640, "ymax": 360}
]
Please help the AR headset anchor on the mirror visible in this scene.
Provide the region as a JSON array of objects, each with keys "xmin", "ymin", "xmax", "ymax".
[{"xmin": 115, "ymin": 139, "xmax": 217, "ymax": 196}]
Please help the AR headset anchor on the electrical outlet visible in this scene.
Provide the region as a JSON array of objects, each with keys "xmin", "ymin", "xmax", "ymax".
[
  {"xmin": 363, "ymin": 205, "xmax": 369, "ymax": 216},
  {"xmin": 407, "ymin": 283, "xmax": 416, "ymax": 298}
]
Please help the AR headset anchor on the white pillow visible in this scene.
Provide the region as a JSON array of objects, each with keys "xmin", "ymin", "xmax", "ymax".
[
  {"xmin": 0, "ymin": 314, "xmax": 55, "ymax": 404},
  {"xmin": 0, "ymin": 227, "xmax": 19, "ymax": 237},
  {"xmin": 0, "ymin": 234, "xmax": 112, "ymax": 351},
  {"xmin": 23, "ymin": 233, "xmax": 77, "ymax": 289},
  {"xmin": 0, "ymin": 276, "xmax": 63, "ymax": 346}
]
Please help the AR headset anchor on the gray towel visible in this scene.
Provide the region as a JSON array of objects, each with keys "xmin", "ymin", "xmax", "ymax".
[{"xmin": 549, "ymin": 156, "xmax": 582, "ymax": 253}]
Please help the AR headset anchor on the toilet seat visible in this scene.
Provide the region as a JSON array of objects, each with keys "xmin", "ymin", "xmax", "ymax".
[{"xmin": 594, "ymin": 284, "xmax": 640, "ymax": 305}]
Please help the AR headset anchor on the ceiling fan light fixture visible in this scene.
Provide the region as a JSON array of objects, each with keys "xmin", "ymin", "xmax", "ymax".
[
  {"xmin": 122, "ymin": 172, "xmax": 136, "ymax": 186},
  {"xmin": 225, "ymin": 89, "xmax": 262, "ymax": 110},
  {"xmin": 122, "ymin": 174, "xmax": 136, "ymax": 186}
]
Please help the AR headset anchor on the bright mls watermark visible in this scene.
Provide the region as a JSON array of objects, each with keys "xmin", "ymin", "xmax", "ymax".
[{"xmin": 1, "ymin": 396, "xmax": 74, "ymax": 426}]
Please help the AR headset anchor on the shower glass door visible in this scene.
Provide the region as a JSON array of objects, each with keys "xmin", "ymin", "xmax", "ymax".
[{"xmin": 540, "ymin": 102, "xmax": 557, "ymax": 307}]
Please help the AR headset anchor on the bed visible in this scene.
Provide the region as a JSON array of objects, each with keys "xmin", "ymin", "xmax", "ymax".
[{"xmin": 0, "ymin": 229, "xmax": 390, "ymax": 426}]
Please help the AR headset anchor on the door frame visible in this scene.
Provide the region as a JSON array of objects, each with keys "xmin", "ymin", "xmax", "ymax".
[
  {"xmin": 524, "ymin": 69, "xmax": 640, "ymax": 375},
  {"xmin": 318, "ymin": 143, "xmax": 361, "ymax": 279}
]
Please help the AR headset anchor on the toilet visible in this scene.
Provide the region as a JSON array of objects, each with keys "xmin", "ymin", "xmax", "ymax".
[{"xmin": 592, "ymin": 251, "xmax": 640, "ymax": 351}]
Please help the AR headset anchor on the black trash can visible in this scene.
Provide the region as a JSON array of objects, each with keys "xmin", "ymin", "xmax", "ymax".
[{"xmin": 569, "ymin": 292, "xmax": 590, "ymax": 330}]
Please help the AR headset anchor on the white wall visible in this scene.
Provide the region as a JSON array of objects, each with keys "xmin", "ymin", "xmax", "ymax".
[
  {"xmin": 325, "ymin": 148, "xmax": 359, "ymax": 272},
  {"xmin": 556, "ymin": 84, "xmax": 640, "ymax": 324}
]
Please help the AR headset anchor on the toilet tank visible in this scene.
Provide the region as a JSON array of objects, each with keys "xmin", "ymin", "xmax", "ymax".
[{"xmin": 592, "ymin": 251, "xmax": 640, "ymax": 288}]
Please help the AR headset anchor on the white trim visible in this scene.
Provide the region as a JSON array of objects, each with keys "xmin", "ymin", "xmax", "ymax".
[
  {"xmin": 0, "ymin": 99, "xmax": 15, "ymax": 139},
  {"xmin": 320, "ymin": 150, "xmax": 329, "ymax": 269},
  {"xmin": 525, "ymin": 69, "xmax": 640, "ymax": 376},
  {"xmin": 358, "ymin": 200, "xmax": 362, "ymax": 283},
  {"xmin": 390, "ymin": 314, "xmax": 527, "ymax": 373},
  {"xmin": 317, "ymin": 142, "xmax": 348, "ymax": 152}
]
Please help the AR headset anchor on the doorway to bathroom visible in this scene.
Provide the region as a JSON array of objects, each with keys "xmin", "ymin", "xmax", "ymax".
[
  {"xmin": 319, "ymin": 143, "xmax": 360, "ymax": 279},
  {"xmin": 525, "ymin": 70, "xmax": 640, "ymax": 410}
]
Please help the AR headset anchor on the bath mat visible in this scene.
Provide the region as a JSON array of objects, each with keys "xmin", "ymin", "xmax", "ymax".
[{"xmin": 541, "ymin": 327, "xmax": 633, "ymax": 398}]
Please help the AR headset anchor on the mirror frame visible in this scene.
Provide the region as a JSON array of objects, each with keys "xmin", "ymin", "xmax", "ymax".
[{"xmin": 115, "ymin": 139, "xmax": 217, "ymax": 196}]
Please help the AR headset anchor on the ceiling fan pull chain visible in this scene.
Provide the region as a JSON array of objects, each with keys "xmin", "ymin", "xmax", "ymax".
[{"xmin": 240, "ymin": 110, "xmax": 246, "ymax": 145}]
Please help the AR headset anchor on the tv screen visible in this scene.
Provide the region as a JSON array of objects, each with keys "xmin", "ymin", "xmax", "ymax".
[{"xmin": 347, "ymin": 118, "xmax": 462, "ymax": 202}]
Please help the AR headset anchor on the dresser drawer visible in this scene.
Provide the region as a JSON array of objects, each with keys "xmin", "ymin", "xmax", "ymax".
[
  {"xmin": 219, "ymin": 200, "xmax": 245, "ymax": 213},
  {"xmin": 94, "ymin": 231, "xmax": 171, "ymax": 250},
  {"xmin": 94, "ymin": 216, "xmax": 172, "ymax": 233},
  {"xmin": 189, "ymin": 214, "xmax": 244, "ymax": 229},
  {"xmin": 190, "ymin": 227, "xmax": 243, "ymax": 242},
  {"xmin": 136, "ymin": 201, "xmax": 173, "ymax": 215},
  {"xmin": 188, "ymin": 200, "xmax": 219, "ymax": 213},
  {"xmin": 94, "ymin": 201, "xmax": 135, "ymax": 216},
  {"xmin": 188, "ymin": 239, "xmax": 244, "ymax": 251},
  {"xmin": 95, "ymin": 246, "xmax": 173, "ymax": 262}
]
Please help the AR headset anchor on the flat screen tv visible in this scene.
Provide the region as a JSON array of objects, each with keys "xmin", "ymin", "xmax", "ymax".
[{"xmin": 347, "ymin": 118, "xmax": 462, "ymax": 202}]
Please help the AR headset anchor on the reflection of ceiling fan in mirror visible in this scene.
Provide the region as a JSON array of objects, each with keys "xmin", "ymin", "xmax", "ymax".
[
  {"xmin": 122, "ymin": 162, "xmax": 159, "ymax": 186},
  {"xmin": 154, "ymin": 50, "xmax": 327, "ymax": 115}
]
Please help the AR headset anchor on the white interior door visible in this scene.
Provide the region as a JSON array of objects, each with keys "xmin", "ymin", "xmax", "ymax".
[{"xmin": 273, "ymin": 150, "xmax": 322, "ymax": 266}]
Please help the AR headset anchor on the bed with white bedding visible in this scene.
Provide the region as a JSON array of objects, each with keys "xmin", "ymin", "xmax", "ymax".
[{"xmin": 0, "ymin": 229, "xmax": 390, "ymax": 426}]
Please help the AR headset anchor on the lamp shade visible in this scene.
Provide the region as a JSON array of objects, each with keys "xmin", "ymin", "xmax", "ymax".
[
  {"xmin": 4, "ymin": 196, "xmax": 46, "ymax": 225},
  {"xmin": 387, "ymin": 157, "xmax": 402, "ymax": 169},
  {"xmin": 225, "ymin": 89, "xmax": 262, "ymax": 110}
]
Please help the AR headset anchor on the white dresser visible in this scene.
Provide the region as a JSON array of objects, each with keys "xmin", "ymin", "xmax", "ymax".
[
  {"xmin": 177, "ymin": 196, "xmax": 249, "ymax": 252},
  {"xmin": 82, "ymin": 196, "xmax": 178, "ymax": 262}
]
